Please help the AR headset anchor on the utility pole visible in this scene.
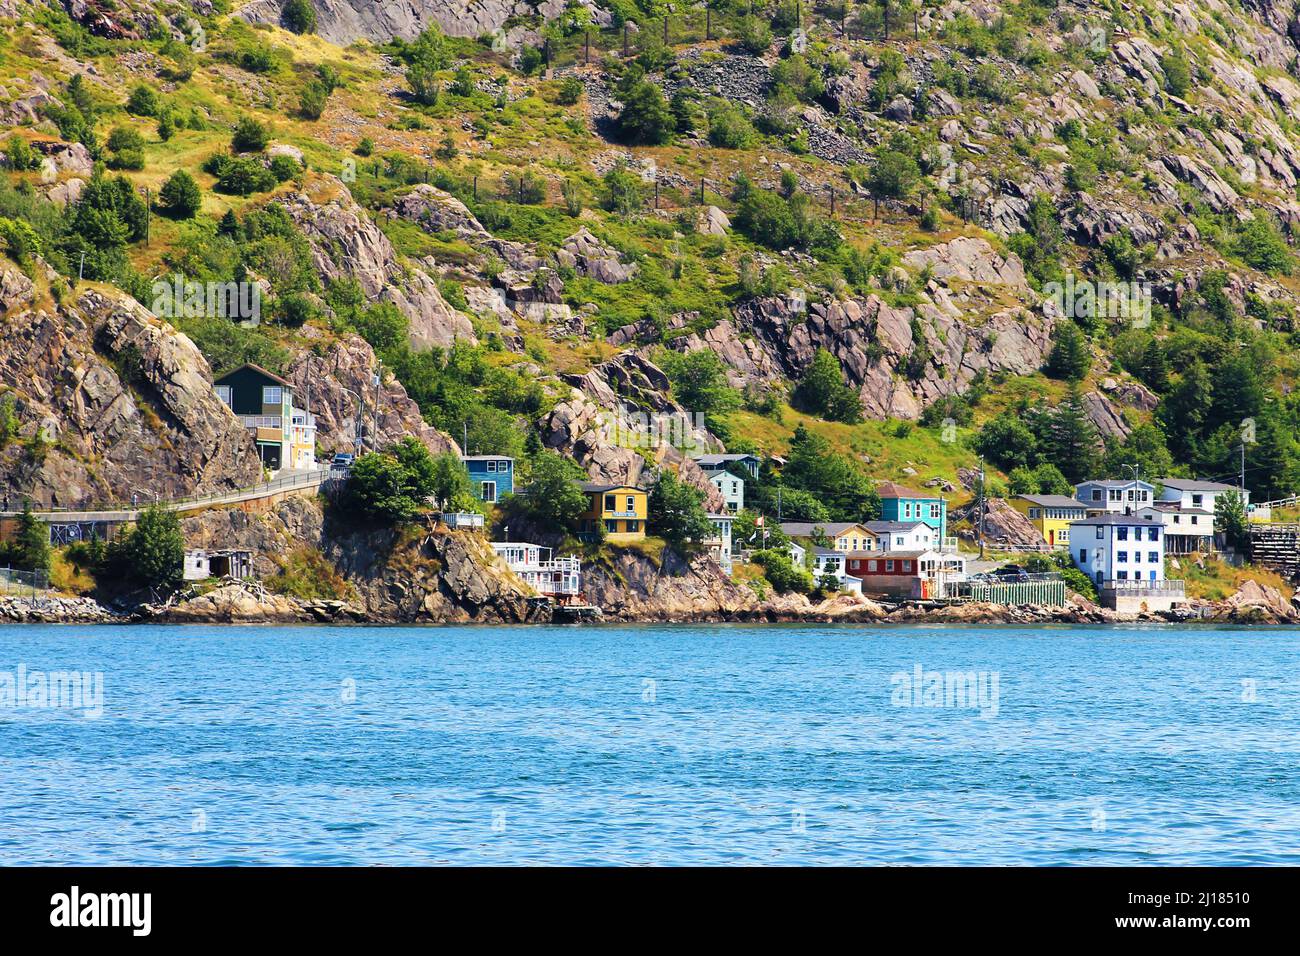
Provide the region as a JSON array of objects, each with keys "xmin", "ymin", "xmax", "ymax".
[
  {"xmin": 1240, "ymin": 442, "xmax": 1246, "ymax": 494},
  {"xmin": 463, "ymin": 421, "xmax": 469, "ymax": 456},
  {"xmin": 144, "ymin": 187, "xmax": 151, "ymax": 247},
  {"xmin": 373, "ymin": 360, "xmax": 383, "ymax": 452},
  {"xmin": 777, "ymin": 487, "xmax": 783, "ymax": 522},
  {"xmin": 978, "ymin": 460, "xmax": 986, "ymax": 560}
]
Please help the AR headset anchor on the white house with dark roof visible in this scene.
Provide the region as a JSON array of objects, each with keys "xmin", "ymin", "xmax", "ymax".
[
  {"xmin": 862, "ymin": 520, "xmax": 938, "ymax": 552},
  {"xmin": 1070, "ymin": 512, "xmax": 1184, "ymax": 612},
  {"xmin": 1157, "ymin": 478, "xmax": 1247, "ymax": 513},
  {"xmin": 692, "ymin": 452, "xmax": 760, "ymax": 479},
  {"xmin": 1075, "ymin": 479, "xmax": 1156, "ymax": 515},
  {"xmin": 1136, "ymin": 503, "xmax": 1214, "ymax": 555}
]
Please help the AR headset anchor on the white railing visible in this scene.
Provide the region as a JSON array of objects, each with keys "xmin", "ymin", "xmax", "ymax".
[
  {"xmin": 940, "ymin": 536, "xmax": 959, "ymax": 552},
  {"xmin": 240, "ymin": 415, "xmax": 282, "ymax": 429},
  {"xmin": 1102, "ymin": 579, "xmax": 1186, "ymax": 596}
]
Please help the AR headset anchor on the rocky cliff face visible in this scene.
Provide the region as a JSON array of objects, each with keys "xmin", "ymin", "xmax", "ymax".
[
  {"xmin": 0, "ymin": 273, "xmax": 260, "ymax": 508},
  {"xmin": 277, "ymin": 177, "xmax": 476, "ymax": 350},
  {"xmin": 731, "ymin": 251, "xmax": 1051, "ymax": 422},
  {"xmin": 282, "ymin": 326, "xmax": 459, "ymax": 458},
  {"xmin": 237, "ymin": 0, "xmax": 597, "ymax": 45}
]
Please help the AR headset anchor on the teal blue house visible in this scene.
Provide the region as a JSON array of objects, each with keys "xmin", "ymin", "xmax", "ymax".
[
  {"xmin": 463, "ymin": 455, "xmax": 514, "ymax": 503},
  {"xmin": 877, "ymin": 481, "xmax": 947, "ymax": 539}
]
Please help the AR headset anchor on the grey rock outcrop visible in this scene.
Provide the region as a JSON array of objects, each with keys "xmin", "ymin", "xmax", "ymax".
[
  {"xmin": 0, "ymin": 279, "xmax": 260, "ymax": 508},
  {"xmin": 276, "ymin": 178, "xmax": 476, "ymax": 350}
]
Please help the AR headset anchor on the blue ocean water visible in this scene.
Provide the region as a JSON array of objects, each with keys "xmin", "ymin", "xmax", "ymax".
[{"xmin": 0, "ymin": 623, "xmax": 1297, "ymax": 865}]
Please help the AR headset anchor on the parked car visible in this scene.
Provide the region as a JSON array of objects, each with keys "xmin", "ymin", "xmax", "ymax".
[
  {"xmin": 332, "ymin": 453, "xmax": 355, "ymax": 468},
  {"xmin": 992, "ymin": 564, "xmax": 1030, "ymax": 582}
]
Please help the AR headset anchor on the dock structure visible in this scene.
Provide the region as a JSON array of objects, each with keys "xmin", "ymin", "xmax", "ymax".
[{"xmin": 1248, "ymin": 524, "xmax": 1300, "ymax": 580}]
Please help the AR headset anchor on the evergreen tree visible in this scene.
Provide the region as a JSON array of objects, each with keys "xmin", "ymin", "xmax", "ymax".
[
  {"xmin": 1042, "ymin": 387, "xmax": 1100, "ymax": 483},
  {"xmin": 114, "ymin": 505, "xmax": 184, "ymax": 590},
  {"xmin": 1046, "ymin": 321, "xmax": 1092, "ymax": 382},
  {"xmin": 1214, "ymin": 489, "xmax": 1249, "ymax": 556},
  {"xmin": 15, "ymin": 500, "xmax": 50, "ymax": 574}
]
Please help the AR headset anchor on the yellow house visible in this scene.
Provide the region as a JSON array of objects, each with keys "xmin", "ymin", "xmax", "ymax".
[
  {"xmin": 1010, "ymin": 494, "xmax": 1090, "ymax": 549},
  {"xmin": 778, "ymin": 522, "xmax": 879, "ymax": 554},
  {"xmin": 579, "ymin": 482, "xmax": 648, "ymax": 543}
]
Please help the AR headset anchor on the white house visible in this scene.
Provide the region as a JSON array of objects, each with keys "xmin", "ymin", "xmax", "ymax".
[
  {"xmin": 809, "ymin": 547, "xmax": 863, "ymax": 595},
  {"xmin": 693, "ymin": 452, "xmax": 760, "ymax": 479},
  {"xmin": 1157, "ymin": 478, "xmax": 1247, "ymax": 513},
  {"xmin": 707, "ymin": 513, "xmax": 735, "ymax": 575},
  {"xmin": 1069, "ymin": 513, "xmax": 1184, "ymax": 612},
  {"xmin": 705, "ymin": 470, "xmax": 744, "ymax": 513},
  {"xmin": 863, "ymin": 520, "xmax": 937, "ymax": 552},
  {"xmin": 1136, "ymin": 503, "xmax": 1214, "ymax": 555},
  {"xmin": 491, "ymin": 542, "xmax": 582, "ymax": 602},
  {"xmin": 1075, "ymin": 479, "xmax": 1157, "ymax": 515}
]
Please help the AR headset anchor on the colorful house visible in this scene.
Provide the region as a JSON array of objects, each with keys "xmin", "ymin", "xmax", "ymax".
[
  {"xmin": 779, "ymin": 522, "xmax": 878, "ymax": 555},
  {"xmin": 845, "ymin": 550, "xmax": 968, "ymax": 599},
  {"xmin": 463, "ymin": 455, "xmax": 514, "ymax": 504},
  {"xmin": 1009, "ymin": 494, "xmax": 1090, "ymax": 549},
  {"xmin": 705, "ymin": 470, "xmax": 744, "ymax": 513},
  {"xmin": 578, "ymin": 483, "xmax": 648, "ymax": 543},
  {"xmin": 877, "ymin": 482, "xmax": 947, "ymax": 540},
  {"xmin": 213, "ymin": 363, "xmax": 316, "ymax": 472}
]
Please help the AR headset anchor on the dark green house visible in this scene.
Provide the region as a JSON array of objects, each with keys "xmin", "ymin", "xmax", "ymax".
[{"xmin": 213, "ymin": 364, "xmax": 316, "ymax": 471}]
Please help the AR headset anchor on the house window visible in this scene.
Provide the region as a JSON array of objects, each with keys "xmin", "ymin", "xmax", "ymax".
[
  {"xmin": 1190, "ymin": 516, "xmax": 1198, "ymax": 525},
  {"xmin": 1192, "ymin": 494, "xmax": 1203, "ymax": 507},
  {"xmin": 902, "ymin": 560, "xmax": 912, "ymax": 571},
  {"xmin": 895, "ymin": 536, "xmax": 905, "ymax": 546},
  {"xmin": 1029, "ymin": 508, "xmax": 1040, "ymax": 519},
  {"xmin": 605, "ymin": 520, "xmax": 618, "ymax": 533},
  {"xmin": 1118, "ymin": 570, "xmax": 1128, "ymax": 580},
  {"xmin": 1173, "ymin": 514, "xmax": 1181, "ymax": 524},
  {"xmin": 1147, "ymin": 527, "xmax": 1158, "ymax": 541},
  {"xmin": 1117, "ymin": 551, "xmax": 1128, "ymax": 563},
  {"xmin": 480, "ymin": 481, "xmax": 496, "ymax": 503},
  {"xmin": 627, "ymin": 520, "xmax": 640, "ymax": 533},
  {"xmin": 486, "ymin": 460, "xmax": 497, "ymax": 472},
  {"xmin": 626, "ymin": 496, "xmax": 635, "ymax": 513},
  {"xmin": 930, "ymin": 504, "xmax": 941, "ymax": 518},
  {"xmin": 1117, "ymin": 527, "xmax": 1128, "ymax": 541},
  {"xmin": 1092, "ymin": 489, "xmax": 1101, "ymax": 501},
  {"xmin": 216, "ymin": 386, "xmax": 232, "ymax": 406},
  {"xmin": 262, "ymin": 386, "xmax": 282, "ymax": 406},
  {"xmin": 604, "ymin": 494, "xmax": 616, "ymax": 512},
  {"xmin": 1079, "ymin": 549, "xmax": 1086, "ymax": 564},
  {"xmin": 1096, "ymin": 527, "xmax": 1104, "ymax": 539},
  {"xmin": 1149, "ymin": 552, "xmax": 1159, "ymax": 563},
  {"xmin": 885, "ymin": 560, "xmax": 895, "ymax": 572},
  {"xmin": 1060, "ymin": 530, "xmax": 1069, "ymax": 542},
  {"xmin": 868, "ymin": 560, "xmax": 878, "ymax": 572}
]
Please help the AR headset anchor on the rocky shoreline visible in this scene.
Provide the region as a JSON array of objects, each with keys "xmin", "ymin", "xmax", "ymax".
[{"xmin": 4, "ymin": 579, "xmax": 1297, "ymax": 627}]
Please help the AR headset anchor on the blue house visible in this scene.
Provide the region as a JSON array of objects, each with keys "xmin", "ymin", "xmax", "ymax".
[
  {"xmin": 463, "ymin": 455, "xmax": 514, "ymax": 504},
  {"xmin": 877, "ymin": 481, "xmax": 947, "ymax": 540}
]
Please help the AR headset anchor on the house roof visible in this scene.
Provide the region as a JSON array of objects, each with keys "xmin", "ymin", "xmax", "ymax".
[
  {"xmin": 1070, "ymin": 513, "xmax": 1162, "ymax": 526},
  {"xmin": 863, "ymin": 520, "xmax": 930, "ymax": 533},
  {"xmin": 693, "ymin": 453, "xmax": 759, "ymax": 463},
  {"xmin": 812, "ymin": 546, "xmax": 843, "ymax": 556},
  {"xmin": 876, "ymin": 481, "xmax": 939, "ymax": 499},
  {"xmin": 779, "ymin": 521, "xmax": 873, "ymax": 538},
  {"xmin": 1017, "ymin": 494, "xmax": 1090, "ymax": 509},
  {"xmin": 1159, "ymin": 478, "xmax": 1240, "ymax": 492},
  {"xmin": 579, "ymin": 481, "xmax": 645, "ymax": 494},
  {"xmin": 1145, "ymin": 504, "xmax": 1214, "ymax": 516},
  {"xmin": 463, "ymin": 455, "xmax": 515, "ymax": 462},
  {"xmin": 1076, "ymin": 478, "xmax": 1154, "ymax": 489},
  {"xmin": 214, "ymin": 362, "xmax": 291, "ymax": 388},
  {"xmin": 704, "ymin": 469, "xmax": 741, "ymax": 480},
  {"xmin": 845, "ymin": 550, "xmax": 934, "ymax": 560}
]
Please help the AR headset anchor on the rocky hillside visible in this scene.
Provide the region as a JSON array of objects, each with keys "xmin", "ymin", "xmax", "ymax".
[{"xmin": 5, "ymin": 0, "xmax": 1300, "ymax": 612}]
